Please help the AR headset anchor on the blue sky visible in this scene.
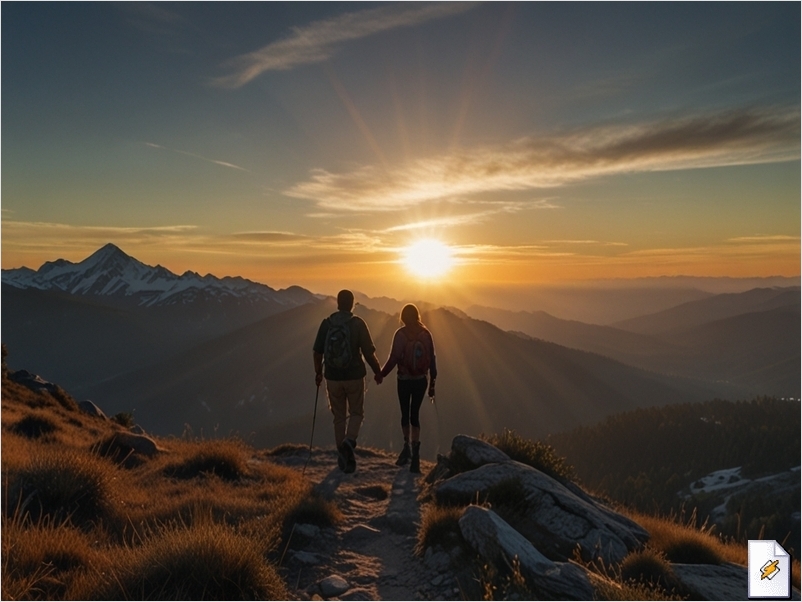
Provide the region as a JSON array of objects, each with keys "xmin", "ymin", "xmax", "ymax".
[{"xmin": 2, "ymin": 2, "xmax": 799, "ymax": 299}]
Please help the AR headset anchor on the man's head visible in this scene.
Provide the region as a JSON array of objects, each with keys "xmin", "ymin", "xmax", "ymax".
[{"xmin": 337, "ymin": 289, "xmax": 355, "ymax": 311}]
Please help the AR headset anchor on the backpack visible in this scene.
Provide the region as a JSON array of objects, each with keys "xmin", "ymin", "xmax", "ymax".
[
  {"xmin": 324, "ymin": 314, "xmax": 353, "ymax": 369},
  {"xmin": 402, "ymin": 328, "xmax": 431, "ymax": 377}
]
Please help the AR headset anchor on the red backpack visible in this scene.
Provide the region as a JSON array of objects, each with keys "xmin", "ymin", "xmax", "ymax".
[{"xmin": 402, "ymin": 328, "xmax": 431, "ymax": 377}]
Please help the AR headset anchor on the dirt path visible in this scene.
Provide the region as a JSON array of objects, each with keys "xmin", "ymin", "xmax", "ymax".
[{"xmin": 269, "ymin": 446, "xmax": 464, "ymax": 601}]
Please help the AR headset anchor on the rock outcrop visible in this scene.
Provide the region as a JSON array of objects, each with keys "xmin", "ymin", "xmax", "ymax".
[
  {"xmin": 431, "ymin": 435, "xmax": 649, "ymax": 564},
  {"xmin": 459, "ymin": 505, "xmax": 595, "ymax": 600}
]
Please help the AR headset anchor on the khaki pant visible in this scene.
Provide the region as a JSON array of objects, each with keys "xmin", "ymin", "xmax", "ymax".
[{"xmin": 326, "ymin": 378, "xmax": 365, "ymax": 447}]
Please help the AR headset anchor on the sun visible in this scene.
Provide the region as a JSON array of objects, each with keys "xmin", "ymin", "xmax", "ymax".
[{"xmin": 402, "ymin": 239, "xmax": 455, "ymax": 278}]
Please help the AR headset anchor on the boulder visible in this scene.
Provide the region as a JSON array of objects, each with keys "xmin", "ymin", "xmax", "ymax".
[
  {"xmin": 78, "ymin": 400, "xmax": 107, "ymax": 420},
  {"xmin": 9, "ymin": 370, "xmax": 58, "ymax": 394},
  {"xmin": 319, "ymin": 574, "xmax": 350, "ymax": 598},
  {"xmin": 106, "ymin": 432, "xmax": 161, "ymax": 457},
  {"xmin": 459, "ymin": 506, "xmax": 594, "ymax": 600},
  {"xmin": 435, "ymin": 460, "xmax": 648, "ymax": 563},
  {"xmin": 671, "ymin": 562, "xmax": 800, "ymax": 601},
  {"xmin": 451, "ymin": 434, "xmax": 511, "ymax": 468}
]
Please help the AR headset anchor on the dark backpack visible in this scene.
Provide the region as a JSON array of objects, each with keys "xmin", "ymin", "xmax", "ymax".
[
  {"xmin": 324, "ymin": 314, "xmax": 353, "ymax": 369},
  {"xmin": 402, "ymin": 328, "xmax": 431, "ymax": 377}
]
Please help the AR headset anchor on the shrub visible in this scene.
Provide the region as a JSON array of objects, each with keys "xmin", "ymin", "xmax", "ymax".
[
  {"xmin": 6, "ymin": 450, "xmax": 114, "ymax": 528},
  {"xmin": 416, "ymin": 503, "xmax": 467, "ymax": 556},
  {"xmin": 620, "ymin": 548, "xmax": 681, "ymax": 592},
  {"xmin": 482, "ymin": 429, "xmax": 574, "ymax": 482},
  {"xmin": 84, "ymin": 522, "xmax": 288, "ymax": 600},
  {"xmin": 112, "ymin": 411, "xmax": 135, "ymax": 428},
  {"xmin": 165, "ymin": 439, "xmax": 249, "ymax": 481},
  {"xmin": 11, "ymin": 413, "xmax": 58, "ymax": 439},
  {"xmin": 632, "ymin": 511, "xmax": 724, "ymax": 565},
  {"xmin": 282, "ymin": 491, "xmax": 341, "ymax": 529}
]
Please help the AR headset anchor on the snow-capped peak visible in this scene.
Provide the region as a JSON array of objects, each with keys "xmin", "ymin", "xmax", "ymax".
[{"xmin": 1, "ymin": 243, "xmax": 318, "ymax": 309}]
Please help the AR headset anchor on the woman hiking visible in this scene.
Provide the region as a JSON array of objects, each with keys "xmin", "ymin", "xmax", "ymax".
[{"xmin": 376, "ymin": 303, "xmax": 437, "ymax": 473}]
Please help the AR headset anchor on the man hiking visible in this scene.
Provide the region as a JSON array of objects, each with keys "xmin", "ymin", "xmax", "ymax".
[{"xmin": 313, "ymin": 290, "xmax": 382, "ymax": 473}]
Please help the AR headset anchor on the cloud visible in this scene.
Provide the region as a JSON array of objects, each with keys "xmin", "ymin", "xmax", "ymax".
[
  {"xmin": 211, "ymin": 3, "xmax": 478, "ymax": 88},
  {"xmin": 145, "ymin": 142, "xmax": 248, "ymax": 171},
  {"xmin": 286, "ymin": 107, "xmax": 800, "ymax": 212},
  {"xmin": 726, "ymin": 234, "xmax": 800, "ymax": 243}
]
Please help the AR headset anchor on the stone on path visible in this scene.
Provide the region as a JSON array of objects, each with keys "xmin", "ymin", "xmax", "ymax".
[{"xmin": 320, "ymin": 574, "xmax": 350, "ymax": 598}]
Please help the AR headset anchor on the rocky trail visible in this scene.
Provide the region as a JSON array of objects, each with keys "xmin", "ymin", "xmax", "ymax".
[{"xmin": 269, "ymin": 446, "xmax": 466, "ymax": 601}]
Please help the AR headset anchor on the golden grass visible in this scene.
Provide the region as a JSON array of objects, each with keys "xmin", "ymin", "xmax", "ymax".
[
  {"xmin": 1, "ymin": 376, "xmax": 338, "ymax": 600},
  {"xmin": 625, "ymin": 509, "xmax": 801, "ymax": 591},
  {"xmin": 416, "ymin": 503, "xmax": 467, "ymax": 557}
]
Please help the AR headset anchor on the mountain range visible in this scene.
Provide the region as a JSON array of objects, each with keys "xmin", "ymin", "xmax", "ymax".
[{"xmin": 2, "ymin": 244, "xmax": 799, "ymax": 457}]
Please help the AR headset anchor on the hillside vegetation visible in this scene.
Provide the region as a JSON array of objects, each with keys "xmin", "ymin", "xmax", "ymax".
[
  {"xmin": 548, "ymin": 398, "xmax": 801, "ymax": 553},
  {"xmin": 1, "ymin": 373, "xmax": 338, "ymax": 600}
]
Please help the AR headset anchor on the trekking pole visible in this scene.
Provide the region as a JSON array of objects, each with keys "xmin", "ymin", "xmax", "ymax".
[{"xmin": 302, "ymin": 384, "xmax": 320, "ymax": 477}]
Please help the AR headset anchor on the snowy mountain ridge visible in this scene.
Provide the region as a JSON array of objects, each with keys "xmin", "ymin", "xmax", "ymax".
[{"xmin": 1, "ymin": 243, "xmax": 318, "ymax": 308}]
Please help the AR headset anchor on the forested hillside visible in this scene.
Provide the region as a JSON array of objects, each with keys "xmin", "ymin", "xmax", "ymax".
[{"xmin": 548, "ymin": 398, "xmax": 800, "ymax": 552}]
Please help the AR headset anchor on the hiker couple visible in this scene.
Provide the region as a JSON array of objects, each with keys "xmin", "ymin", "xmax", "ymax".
[{"xmin": 313, "ymin": 290, "xmax": 437, "ymax": 474}]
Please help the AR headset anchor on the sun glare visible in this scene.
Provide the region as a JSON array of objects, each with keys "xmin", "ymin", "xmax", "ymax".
[{"xmin": 402, "ymin": 239, "xmax": 455, "ymax": 278}]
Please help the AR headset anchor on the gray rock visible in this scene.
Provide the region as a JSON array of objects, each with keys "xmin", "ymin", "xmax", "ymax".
[
  {"xmin": 451, "ymin": 434, "xmax": 510, "ymax": 468},
  {"xmin": 10, "ymin": 370, "xmax": 58, "ymax": 394},
  {"xmin": 436, "ymin": 460, "xmax": 648, "ymax": 563},
  {"xmin": 424, "ymin": 546, "xmax": 451, "ymax": 572},
  {"xmin": 295, "ymin": 523, "xmax": 321, "ymax": 539},
  {"xmin": 107, "ymin": 432, "xmax": 161, "ymax": 457},
  {"xmin": 292, "ymin": 551, "xmax": 320, "ymax": 565},
  {"xmin": 672, "ymin": 562, "xmax": 801, "ymax": 601},
  {"xmin": 78, "ymin": 400, "xmax": 107, "ymax": 419},
  {"xmin": 459, "ymin": 506, "xmax": 594, "ymax": 600},
  {"xmin": 320, "ymin": 574, "xmax": 350, "ymax": 598}
]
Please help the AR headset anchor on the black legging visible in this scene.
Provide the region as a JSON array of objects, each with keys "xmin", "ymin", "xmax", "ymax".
[{"xmin": 397, "ymin": 377, "xmax": 428, "ymax": 428}]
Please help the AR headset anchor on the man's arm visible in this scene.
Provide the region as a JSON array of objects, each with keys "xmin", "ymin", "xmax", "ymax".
[{"xmin": 357, "ymin": 318, "xmax": 382, "ymax": 376}]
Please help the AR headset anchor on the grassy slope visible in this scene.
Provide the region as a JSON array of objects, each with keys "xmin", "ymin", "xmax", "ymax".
[{"xmin": 1, "ymin": 376, "xmax": 338, "ymax": 600}]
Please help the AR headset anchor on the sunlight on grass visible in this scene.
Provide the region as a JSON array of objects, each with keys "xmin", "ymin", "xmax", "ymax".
[{"xmin": 1, "ymin": 376, "xmax": 338, "ymax": 600}]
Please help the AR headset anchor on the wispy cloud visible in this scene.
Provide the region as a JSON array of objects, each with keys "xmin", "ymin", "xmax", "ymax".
[
  {"xmin": 145, "ymin": 142, "xmax": 248, "ymax": 171},
  {"xmin": 211, "ymin": 3, "xmax": 478, "ymax": 88},
  {"xmin": 726, "ymin": 234, "xmax": 800, "ymax": 243},
  {"xmin": 383, "ymin": 206, "xmax": 522, "ymax": 232},
  {"xmin": 286, "ymin": 107, "xmax": 800, "ymax": 212}
]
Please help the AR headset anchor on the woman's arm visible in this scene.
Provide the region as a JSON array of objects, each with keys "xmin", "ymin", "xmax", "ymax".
[{"xmin": 379, "ymin": 329, "xmax": 404, "ymax": 377}]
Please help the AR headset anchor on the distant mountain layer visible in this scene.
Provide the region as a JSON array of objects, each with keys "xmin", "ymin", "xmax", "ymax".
[
  {"xmin": 1, "ymin": 243, "xmax": 322, "ymax": 392},
  {"xmin": 2, "ymin": 243, "xmax": 317, "ymax": 308},
  {"xmin": 612, "ymin": 287, "xmax": 800, "ymax": 334},
  {"xmin": 467, "ymin": 287, "xmax": 800, "ymax": 398},
  {"xmin": 85, "ymin": 300, "xmax": 730, "ymax": 456}
]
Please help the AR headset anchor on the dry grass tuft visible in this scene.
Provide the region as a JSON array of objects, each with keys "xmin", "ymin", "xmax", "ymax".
[
  {"xmin": 416, "ymin": 503, "xmax": 467, "ymax": 556},
  {"xmin": 11, "ymin": 412, "xmax": 59, "ymax": 440},
  {"xmin": 5, "ymin": 449, "xmax": 116, "ymax": 528},
  {"xmin": 619, "ymin": 547, "xmax": 682, "ymax": 593},
  {"xmin": 164, "ymin": 439, "xmax": 250, "ymax": 481},
  {"xmin": 482, "ymin": 429, "xmax": 574, "ymax": 482},
  {"xmin": 627, "ymin": 510, "xmax": 725, "ymax": 565},
  {"xmin": 81, "ymin": 521, "xmax": 288, "ymax": 600}
]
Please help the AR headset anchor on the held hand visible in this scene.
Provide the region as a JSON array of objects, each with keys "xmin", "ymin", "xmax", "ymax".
[
  {"xmin": 374, "ymin": 373, "xmax": 383, "ymax": 385},
  {"xmin": 315, "ymin": 372, "xmax": 323, "ymax": 387},
  {"xmin": 428, "ymin": 384, "xmax": 435, "ymax": 398}
]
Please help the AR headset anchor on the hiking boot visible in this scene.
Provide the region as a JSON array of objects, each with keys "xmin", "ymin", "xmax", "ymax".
[
  {"xmin": 336, "ymin": 445, "xmax": 347, "ymax": 471},
  {"xmin": 410, "ymin": 441, "xmax": 421, "ymax": 474},
  {"xmin": 395, "ymin": 442, "xmax": 411, "ymax": 466},
  {"xmin": 343, "ymin": 438, "xmax": 357, "ymax": 474}
]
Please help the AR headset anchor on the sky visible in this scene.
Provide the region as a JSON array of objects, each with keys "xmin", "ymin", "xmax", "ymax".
[{"xmin": 2, "ymin": 2, "xmax": 800, "ymax": 303}]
